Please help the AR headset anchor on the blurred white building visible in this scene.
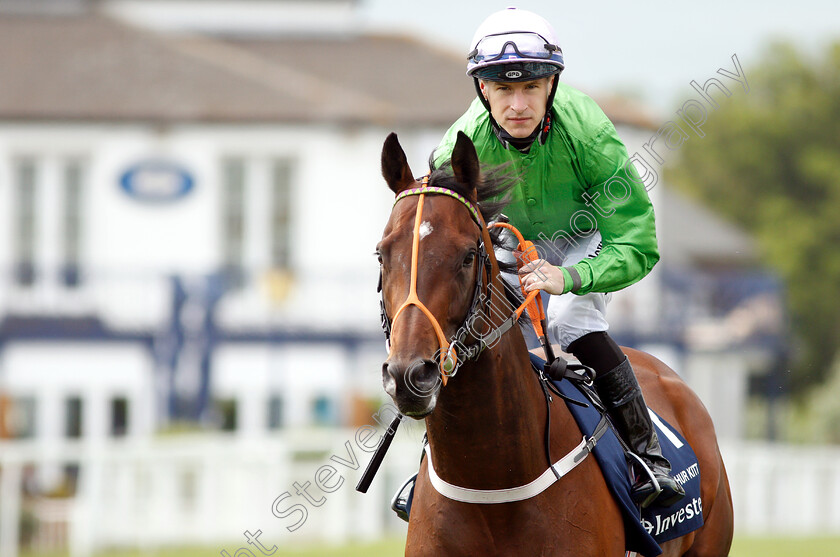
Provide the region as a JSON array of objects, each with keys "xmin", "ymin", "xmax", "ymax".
[
  {"xmin": 0, "ymin": 0, "xmax": 780, "ymax": 481},
  {"xmin": 0, "ymin": 1, "xmax": 798, "ymax": 554},
  {"xmin": 0, "ymin": 0, "xmax": 460, "ymax": 452}
]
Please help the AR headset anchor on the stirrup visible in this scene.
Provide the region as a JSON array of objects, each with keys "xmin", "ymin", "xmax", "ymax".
[
  {"xmin": 390, "ymin": 473, "xmax": 417, "ymax": 522},
  {"xmin": 627, "ymin": 452, "xmax": 662, "ymax": 508},
  {"xmin": 633, "ymin": 475, "xmax": 685, "ymax": 508},
  {"xmin": 627, "ymin": 452, "xmax": 685, "ymax": 508}
]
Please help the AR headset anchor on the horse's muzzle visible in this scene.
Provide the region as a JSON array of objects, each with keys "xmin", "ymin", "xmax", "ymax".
[{"xmin": 382, "ymin": 358, "xmax": 441, "ymax": 418}]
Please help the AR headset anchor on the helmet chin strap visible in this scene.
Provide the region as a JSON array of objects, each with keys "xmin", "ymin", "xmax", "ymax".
[{"xmin": 473, "ymin": 75, "xmax": 560, "ymax": 153}]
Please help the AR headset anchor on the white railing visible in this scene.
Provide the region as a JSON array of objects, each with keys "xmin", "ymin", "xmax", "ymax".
[
  {"xmin": 0, "ymin": 435, "xmax": 837, "ymax": 557},
  {"xmin": 0, "ymin": 430, "xmax": 423, "ymax": 557},
  {"xmin": 720, "ymin": 441, "xmax": 840, "ymax": 535}
]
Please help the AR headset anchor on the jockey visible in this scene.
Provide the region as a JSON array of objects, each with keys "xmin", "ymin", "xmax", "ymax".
[{"xmin": 432, "ymin": 7, "xmax": 684, "ymax": 510}]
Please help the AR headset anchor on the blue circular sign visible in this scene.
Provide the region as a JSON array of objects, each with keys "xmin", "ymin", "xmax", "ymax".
[{"xmin": 119, "ymin": 160, "xmax": 195, "ymax": 203}]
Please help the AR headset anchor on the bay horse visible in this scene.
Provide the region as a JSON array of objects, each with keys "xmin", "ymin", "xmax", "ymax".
[{"xmin": 377, "ymin": 131, "xmax": 733, "ymax": 556}]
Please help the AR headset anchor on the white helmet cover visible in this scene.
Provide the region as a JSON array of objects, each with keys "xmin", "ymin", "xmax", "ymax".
[{"xmin": 467, "ymin": 7, "xmax": 564, "ymax": 82}]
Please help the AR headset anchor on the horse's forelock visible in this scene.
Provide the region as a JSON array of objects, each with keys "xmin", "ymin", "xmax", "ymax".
[
  {"xmin": 427, "ymin": 155, "xmax": 525, "ymax": 316},
  {"xmin": 427, "ymin": 155, "xmax": 519, "ymax": 226}
]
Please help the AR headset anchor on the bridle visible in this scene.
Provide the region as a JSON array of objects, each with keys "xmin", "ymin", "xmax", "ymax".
[
  {"xmin": 366, "ymin": 175, "xmax": 609, "ymax": 504},
  {"xmin": 379, "ymin": 176, "xmax": 540, "ymax": 385}
]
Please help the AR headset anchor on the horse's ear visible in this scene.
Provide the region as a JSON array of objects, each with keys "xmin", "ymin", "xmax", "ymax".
[
  {"xmin": 381, "ymin": 133, "xmax": 415, "ymax": 194},
  {"xmin": 451, "ymin": 131, "xmax": 480, "ymax": 199}
]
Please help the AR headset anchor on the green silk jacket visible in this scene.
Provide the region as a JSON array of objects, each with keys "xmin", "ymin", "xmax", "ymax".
[{"xmin": 434, "ymin": 83, "xmax": 659, "ymax": 295}]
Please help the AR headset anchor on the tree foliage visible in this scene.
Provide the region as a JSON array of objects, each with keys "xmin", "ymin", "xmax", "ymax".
[{"xmin": 667, "ymin": 41, "xmax": 840, "ymax": 391}]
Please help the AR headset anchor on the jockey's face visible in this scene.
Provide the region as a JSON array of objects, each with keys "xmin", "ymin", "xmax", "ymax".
[{"xmin": 480, "ymin": 77, "xmax": 552, "ymax": 139}]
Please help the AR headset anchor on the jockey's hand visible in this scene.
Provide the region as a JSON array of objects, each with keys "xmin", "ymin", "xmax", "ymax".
[{"xmin": 518, "ymin": 260, "xmax": 566, "ymax": 295}]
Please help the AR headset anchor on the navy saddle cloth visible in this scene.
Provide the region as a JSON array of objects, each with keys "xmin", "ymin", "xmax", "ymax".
[{"xmin": 530, "ymin": 353, "xmax": 704, "ymax": 556}]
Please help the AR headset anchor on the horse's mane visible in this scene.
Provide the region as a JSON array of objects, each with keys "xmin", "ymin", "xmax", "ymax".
[
  {"xmin": 428, "ymin": 154, "xmax": 527, "ymax": 311},
  {"xmin": 427, "ymin": 153, "xmax": 520, "ymax": 232}
]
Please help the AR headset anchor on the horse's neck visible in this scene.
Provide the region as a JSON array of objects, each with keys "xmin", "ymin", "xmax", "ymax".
[{"xmin": 424, "ymin": 292, "xmax": 564, "ymax": 488}]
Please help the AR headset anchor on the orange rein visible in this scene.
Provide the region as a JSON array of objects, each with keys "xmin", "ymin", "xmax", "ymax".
[
  {"xmin": 488, "ymin": 222, "xmax": 548, "ymax": 340},
  {"xmin": 389, "ymin": 179, "xmax": 546, "ymax": 386}
]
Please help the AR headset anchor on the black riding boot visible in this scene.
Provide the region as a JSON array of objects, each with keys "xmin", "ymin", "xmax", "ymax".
[{"xmin": 594, "ymin": 357, "xmax": 685, "ymax": 508}]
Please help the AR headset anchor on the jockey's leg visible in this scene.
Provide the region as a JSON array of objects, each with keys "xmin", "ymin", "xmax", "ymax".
[
  {"xmin": 539, "ymin": 232, "xmax": 684, "ymax": 509},
  {"xmin": 568, "ymin": 331, "xmax": 685, "ymax": 508}
]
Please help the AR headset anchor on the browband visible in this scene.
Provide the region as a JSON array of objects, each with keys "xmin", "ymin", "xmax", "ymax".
[{"xmin": 394, "ymin": 179, "xmax": 483, "ymax": 225}]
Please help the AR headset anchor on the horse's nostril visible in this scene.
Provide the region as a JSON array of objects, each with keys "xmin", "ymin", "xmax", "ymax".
[
  {"xmin": 382, "ymin": 362, "xmax": 397, "ymax": 398},
  {"xmin": 382, "ymin": 358, "xmax": 441, "ymax": 403},
  {"xmin": 405, "ymin": 359, "xmax": 441, "ymax": 397},
  {"xmin": 420, "ymin": 358, "xmax": 439, "ymax": 374}
]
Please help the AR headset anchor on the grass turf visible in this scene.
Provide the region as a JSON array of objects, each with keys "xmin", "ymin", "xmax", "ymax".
[
  {"xmin": 729, "ymin": 536, "xmax": 840, "ymax": 557},
  {"xmin": 20, "ymin": 535, "xmax": 840, "ymax": 556}
]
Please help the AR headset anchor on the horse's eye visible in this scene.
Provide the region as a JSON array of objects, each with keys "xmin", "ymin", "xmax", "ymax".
[
  {"xmin": 462, "ymin": 251, "xmax": 476, "ymax": 267},
  {"xmin": 374, "ymin": 250, "xmax": 383, "ymax": 264}
]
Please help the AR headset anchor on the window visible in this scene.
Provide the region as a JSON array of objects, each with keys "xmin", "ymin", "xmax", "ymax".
[
  {"xmin": 270, "ymin": 159, "xmax": 294, "ymax": 269},
  {"xmin": 62, "ymin": 159, "xmax": 85, "ymax": 287},
  {"xmin": 110, "ymin": 397, "xmax": 128, "ymax": 437},
  {"xmin": 213, "ymin": 397, "xmax": 237, "ymax": 431},
  {"xmin": 221, "ymin": 158, "xmax": 246, "ymax": 283},
  {"xmin": 3, "ymin": 396, "xmax": 37, "ymax": 439},
  {"xmin": 63, "ymin": 464, "xmax": 80, "ymax": 496},
  {"xmin": 311, "ymin": 395, "xmax": 337, "ymax": 426},
  {"xmin": 268, "ymin": 395, "xmax": 284, "ymax": 430},
  {"xmin": 14, "ymin": 158, "xmax": 37, "ymax": 286},
  {"xmin": 65, "ymin": 396, "xmax": 83, "ymax": 439}
]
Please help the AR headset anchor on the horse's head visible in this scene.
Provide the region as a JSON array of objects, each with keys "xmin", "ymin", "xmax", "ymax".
[{"xmin": 377, "ymin": 132, "xmax": 493, "ymax": 418}]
